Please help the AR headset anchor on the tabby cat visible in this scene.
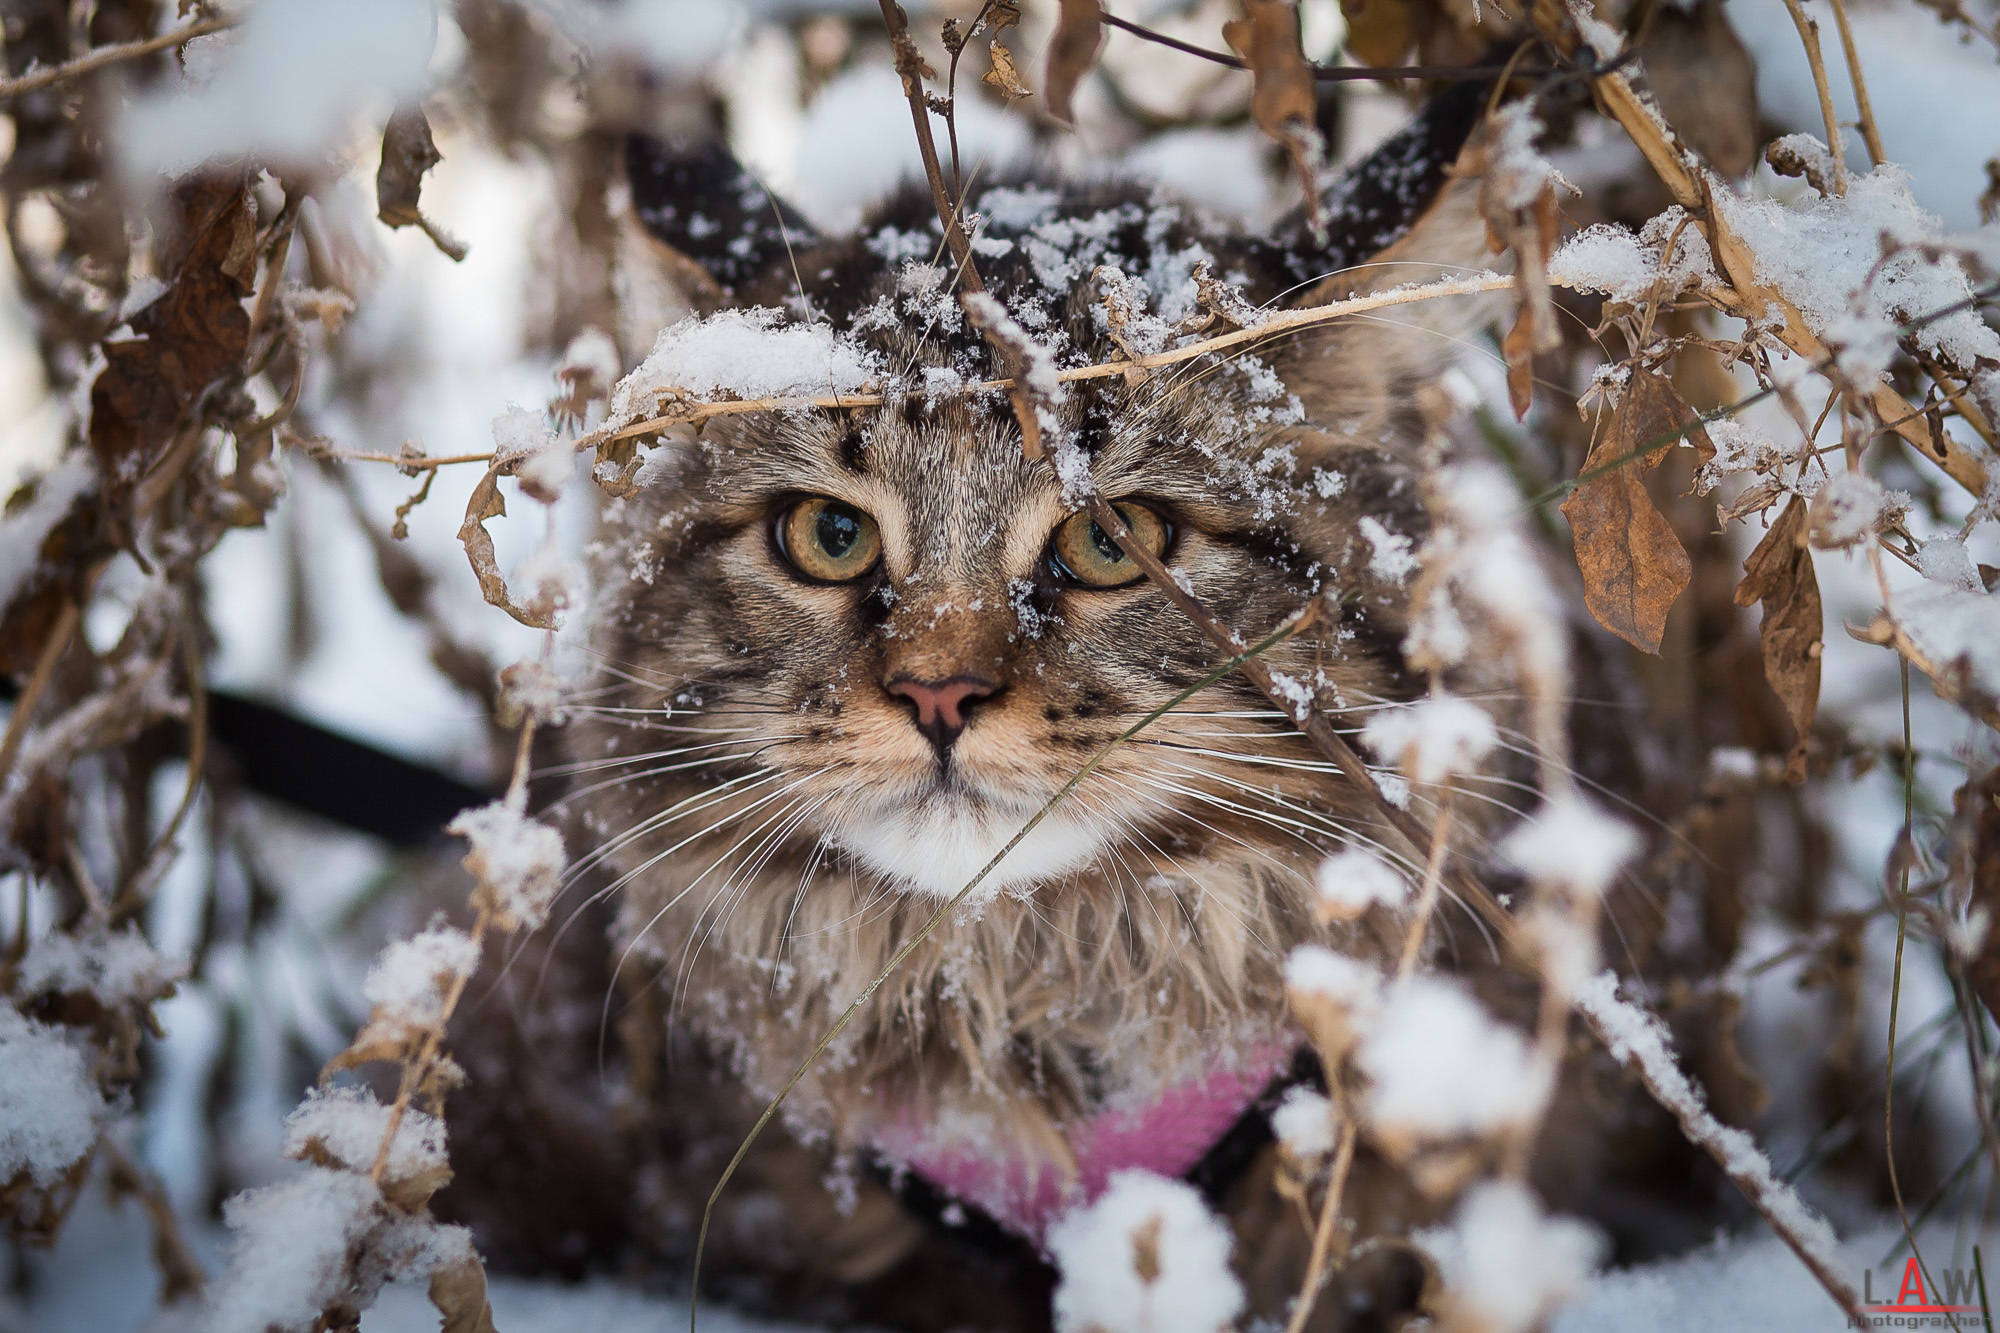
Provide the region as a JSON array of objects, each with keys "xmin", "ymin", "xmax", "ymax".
[{"xmin": 441, "ymin": 80, "xmax": 1690, "ymax": 1332}]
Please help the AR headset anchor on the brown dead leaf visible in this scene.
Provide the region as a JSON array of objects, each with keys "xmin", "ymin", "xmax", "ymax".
[
  {"xmin": 88, "ymin": 174, "xmax": 255, "ymax": 550},
  {"xmin": 1560, "ymin": 369, "xmax": 1696, "ymax": 653},
  {"xmin": 1045, "ymin": 0, "xmax": 1103, "ymax": 126},
  {"xmin": 983, "ymin": 38, "xmax": 1032, "ymax": 101},
  {"xmin": 1224, "ymin": 0, "xmax": 1326, "ymax": 238},
  {"xmin": 1638, "ymin": 0, "xmax": 1759, "ymax": 178},
  {"xmin": 1469, "ymin": 111, "xmax": 1564, "ymax": 421},
  {"xmin": 430, "ymin": 1252, "xmax": 499, "ymax": 1333},
  {"xmin": 1341, "ymin": 0, "xmax": 1417, "ymax": 68},
  {"xmin": 1502, "ymin": 312, "xmax": 1538, "ymax": 420},
  {"xmin": 456, "ymin": 460, "xmax": 557, "ymax": 629},
  {"xmin": 377, "ymin": 106, "xmax": 468, "ymax": 262},
  {"xmin": 1734, "ymin": 497, "xmax": 1822, "ymax": 783},
  {"xmin": 1960, "ymin": 767, "xmax": 2000, "ymax": 1025}
]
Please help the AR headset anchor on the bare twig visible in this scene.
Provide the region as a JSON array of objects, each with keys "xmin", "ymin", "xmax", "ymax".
[
  {"xmin": 1780, "ymin": 0, "xmax": 1849, "ymax": 192},
  {"xmin": 0, "ymin": 12, "xmax": 239, "ymax": 103},
  {"xmin": 585, "ymin": 273, "xmax": 1513, "ymax": 452},
  {"xmin": 1825, "ymin": 0, "xmax": 1888, "ymax": 167},
  {"xmin": 0, "ymin": 596, "xmax": 81, "ymax": 789},
  {"xmin": 1395, "ymin": 790, "xmax": 1456, "ymax": 979},
  {"xmin": 1282, "ymin": 1118, "xmax": 1360, "ymax": 1333}
]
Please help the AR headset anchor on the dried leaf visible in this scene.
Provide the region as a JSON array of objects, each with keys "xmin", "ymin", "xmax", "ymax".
[
  {"xmin": 1961, "ymin": 767, "xmax": 2000, "ymax": 1025},
  {"xmin": 88, "ymin": 174, "xmax": 254, "ymax": 549},
  {"xmin": 429, "ymin": 1253, "xmax": 500, "ymax": 1333},
  {"xmin": 456, "ymin": 461, "xmax": 557, "ymax": 630},
  {"xmin": 1224, "ymin": 0, "xmax": 1326, "ymax": 239},
  {"xmin": 1560, "ymin": 369, "xmax": 1695, "ymax": 653},
  {"xmin": 1502, "ymin": 312, "xmax": 1537, "ymax": 420},
  {"xmin": 987, "ymin": 0, "xmax": 1022, "ymax": 34},
  {"xmin": 983, "ymin": 38, "xmax": 1031, "ymax": 101},
  {"xmin": 1638, "ymin": 0, "xmax": 1758, "ymax": 178},
  {"xmin": 1340, "ymin": 0, "xmax": 1417, "ymax": 67},
  {"xmin": 1733, "ymin": 497, "xmax": 1822, "ymax": 783},
  {"xmin": 1045, "ymin": 0, "xmax": 1104, "ymax": 126},
  {"xmin": 377, "ymin": 106, "xmax": 468, "ymax": 262}
]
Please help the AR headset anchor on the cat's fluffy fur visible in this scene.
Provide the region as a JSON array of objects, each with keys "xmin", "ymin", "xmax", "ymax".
[{"xmin": 515, "ymin": 86, "xmax": 1583, "ymax": 1328}]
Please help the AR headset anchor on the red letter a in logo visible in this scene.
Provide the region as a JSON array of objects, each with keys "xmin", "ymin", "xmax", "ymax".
[{"xmin": 1896, "ymin": 1257, "xmax": 1928, "ymax": 1306}]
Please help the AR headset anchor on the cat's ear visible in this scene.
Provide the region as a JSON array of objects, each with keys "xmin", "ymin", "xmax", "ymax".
[
  {"xmin": 1267, "ymin": 82, "xmax": 1503, "ymax": 437},
  {"xmin": 623, "ymin": 135, "xmax": 822, "ymax": 312}
]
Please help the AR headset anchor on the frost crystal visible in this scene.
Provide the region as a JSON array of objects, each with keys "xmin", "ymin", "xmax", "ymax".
[
  {"xmin": 1807, "ymin": 469, "xmax": 1899, "ymax": 549},
  {"xmin": 1423, "ymin": 1181, "xmax": 1603, "ymax": 1333},
  {"xmin": 0, "ymin": 1008, "xmax": 103, "ymax": 1186},
  {"xmin": 361, "ymin": 925, "xmax": 481, "ymax": 1031},
  {"xmin": 1048, "ymin": 1171, "xmax": 1245, "ymax": 1333},
  {"xmin": 448, "ymin": 797, "xmax": 567, "ymax": 931},
  {"xmin": 1361, "ymin": 696, "xmax": 1498, "ymax": 785},
  {"xmin": 1314, "ymin": 847, "xmax": 1410, "ymax": 922},
  {"xmin": 1498, "ymin": 797, "xmax": 1640, "ymax": 900},
  {"xmin": 1358, "ymin": 977, "xmax": 1543, "ymax": 1147}
]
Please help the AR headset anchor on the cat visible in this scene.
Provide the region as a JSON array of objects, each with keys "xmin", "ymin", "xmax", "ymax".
[{"xmin": 438, "ymin": 78, "xmax": 1693, "ymax": 1333}]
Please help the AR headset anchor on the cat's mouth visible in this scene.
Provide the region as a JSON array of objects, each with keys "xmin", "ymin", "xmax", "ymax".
[{"xmin": 822, "ymin": 774, "xmax": 1121, "ymax": 900}]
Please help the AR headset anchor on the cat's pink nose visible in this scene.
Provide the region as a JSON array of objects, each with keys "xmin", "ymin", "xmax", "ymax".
[{"xmin": 886, "ymin": 675, "xmax": 999, "ymax": 754}]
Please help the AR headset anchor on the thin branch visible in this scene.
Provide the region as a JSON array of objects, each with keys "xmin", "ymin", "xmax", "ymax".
[
  {"xmin": 1283, "ymin": 1118, "xmax": 1360, "ymax": 1333},
  {"xmin": 1100, "ymin": 11, "xmax": 1550, "ymax": 82},
  {"xmin": 1780, "ymin": 0, "xmax": 1849, "ymax": 192},
  {"xmin": 878, "ymin": 0, "xmax": 986, "ymax": 294},
  {"xmin": 1825, "ymin": 0, "xmax": 1888, "ymax": 167},
  {"xmin": 585, "ymin": 273, "xmax": 1514, "ymax": 451},
  {"xmin": 0, "ymin": 596, "xmax": 81, "ymax": 789},
  {"xmin": 1395, "ymin": 789, "xmax": 1456, "ymax": 979},
  {"xmin": 0, "ymin": 13, "xmax": 239, "ymax": 103}
]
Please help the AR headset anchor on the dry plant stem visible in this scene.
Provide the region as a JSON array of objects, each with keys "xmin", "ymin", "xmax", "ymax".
[
  {"xmin": 1283, "ymin": 1118, "xmax": 1360, "ymax": 1333},
  {"xmin": 1884, "ymin": 657, "xmax": 1943, "ymax": 1298},
  {"xmin": 112, "ymin": 631, "xmax": 209, "ymax": 919},
  {"xmin": 0, "ymin": 596, "xmax": 80, "ymax": 787},
  {"xmin": 368, "ymin": 718, "xmax": 534, "ymax": 1185},
  {"xmin": 0, "ymin": 12, "xmax": 239, "ymax": 102},
  {"xmin": 99, "ymin": 1136, "xmax": 206, "ymax": 1301},
  {"xmin": 1528, "ymin": 3, "xmax": 1990, "ymax": 498},
  {"xmin": 1780, "ymin": 0, "xmax": 1848, "ymax": 192},
  {"xmin": 878, "ymin": 0, "xmax": 986, "ymax": 293},
  {"xmin": 326, "ymin": 449, "xmax": 497, "ymax": 470},
  {"xmin": 689, "ymin": 620, "xmax": 1307, "ymax": 1333},
  {"xmin": 1824, "ymin": 0, "xmax": 1888, "ymax": 166},
  {"xmin": 1395, "ymin": 788, "xmax": 1456, "ymax": 979},
  {"xmin": 1570, "ymin": 1002, "xmax": 1868, "ymax": 1322},
  {"xmin": 587, "ymin": 275, "xmax": 1516, "ymax": 451}
]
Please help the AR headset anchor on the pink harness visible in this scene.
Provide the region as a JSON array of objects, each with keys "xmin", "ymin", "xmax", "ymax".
[{"xmin": 883, "ymin": 1050, "xmax": 1291, "ymax": 1245}]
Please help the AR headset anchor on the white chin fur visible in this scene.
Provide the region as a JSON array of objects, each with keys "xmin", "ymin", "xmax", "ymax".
[{"xmin": 829, "ymin": 791, "xmax": 1113, "ymax": 899}]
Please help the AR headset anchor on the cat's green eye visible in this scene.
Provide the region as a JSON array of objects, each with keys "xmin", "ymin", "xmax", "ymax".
[
  {"xmin": 777, "ymin": 497, "xmax": 883, "ymax": 582},
  {"xmin": 1048, "ymin": 503, "xmax": 1170, "ymax": 589}
]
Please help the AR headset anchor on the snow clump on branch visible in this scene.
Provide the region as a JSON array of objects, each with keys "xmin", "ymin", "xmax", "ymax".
[{"xmin": 1047, "ymin": 1170, "xmax": 1245, "ymax": 1333}]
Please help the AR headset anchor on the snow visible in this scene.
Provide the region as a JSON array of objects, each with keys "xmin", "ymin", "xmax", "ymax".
[
  {"xmin": 1713, "ymin": 164, "xmax": 2000, "ymax": 386},
  {"xmin": 1422, "ymin": 1181, "xmax": 1604, "ymax": 1333},
  {"xmin": 360, "ymin": 924, "xmax": 481, "ymax": 1031},
  {"xmin": 0, "ymin": 1008, "xmax": 104, "ymax": 1187},
  {"xmin": 1313, "ymin": 847, "xmax": 1409, "ymax": 922},
  {"xmin": 1892, "ymin": 585, "xmax": 2000, "ymax": 701},
  {"xmin": 1357, "ymin": 977, "xmax": 1544, "ymax": 1147},
  {"xmin": 1913, "ymin": 536, "xmax": 1984, "ymax": 593},
  {"xmin": 204, "ymin": 1167, "xmax": 381, "ymax": 1333},
  {"xmin": 497, "ymin": 658, "xmax": 571, "ymax": 726},
  {"xmin": 118, "ymin": 0, "xmax": 436, "ymax": 178},
  {"xmin": 1361, "ymin": 696, "xmax": 1499, "ymax": 786},
  {"xmin": 1573, "ymin": 972, "xmax": 1845, "ymax": 1274},
  {"xmin": 1284, "ymin": 944, "xmax": 1383, "ymax": 1013},
  {"xmin": 1497, "ymin": 797, "xmax": 1641, "ymax": 901},
  {"xmin": 1357, "ymin": 515, "xmax": 1418, "ymax": 583},
  {"xmin": 283, "ymin": 1087, "xmax": 447, "ymax": 1184},
  {"xmin": 1271, "ymin": 1086, "xmax": 1336, "ymax": 1159},
  {"xmin": 446, "ymin": 796, "xmax": 566, "ymax": 930},
  {"xmin": 15, "ymin": 926, "xmax": 184, "ymax": 1005},
  {"xmin": 1807, "ymin": 469, "xmax": 1899, "ymax": 549},
  {"xmin": 0, "ymin": 449, "xmax": 92, "ymax": 616},
  {"xmin": 1047, "ymin": 1171, "xmax": 1245, "ymax": 1333},
  {"xmin": 607, "ymin": 307, "xmax": 885, "ymax": 426},
  {"xmin": 494, "ymin": 406, "xmax": 572, "ymax": 504},
  {"xmin": 1548, "ymin": 211, "xmax": 1718, "ymax": 306}
]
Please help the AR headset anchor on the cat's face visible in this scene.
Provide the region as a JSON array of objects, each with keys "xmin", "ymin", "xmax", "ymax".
[{"xmin": 584, "ymin": 358, "xmax": 1421, "ymax": 902}]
